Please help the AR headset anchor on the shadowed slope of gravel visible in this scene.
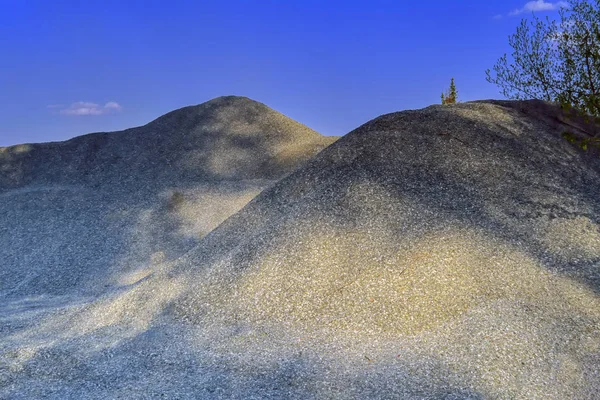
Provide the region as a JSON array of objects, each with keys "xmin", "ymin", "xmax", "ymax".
[
  {"xmin": 2, "ymin": 100, "xmax": 599, "ymax": 399},
  {"xmin": 0, "ymin": 96, "xmax": 337, "ymax": 297}
]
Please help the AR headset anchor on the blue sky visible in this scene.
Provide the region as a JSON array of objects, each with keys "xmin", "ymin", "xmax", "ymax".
[{"xmin": 0, "ymin": 0, "xmax": 568, "ymax": 146}]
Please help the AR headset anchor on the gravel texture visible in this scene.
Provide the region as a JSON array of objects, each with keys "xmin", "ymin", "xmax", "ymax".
[
  {"xmin": 0, "ymin": 96, "xmax": 336, "ymax": 298},
  {"xmin": 1, "ymin": 99, "xmax": 599, "ymax": 399}
]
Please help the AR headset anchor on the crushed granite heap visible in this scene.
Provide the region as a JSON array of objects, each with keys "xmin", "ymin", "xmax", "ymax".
[
  {"xmin": 0, "ymin": 95, "xmax": 336, "ymax": 297},
  {"xmin": 1, "ymin": 99, "xmax": 599, "ymax": 399}
]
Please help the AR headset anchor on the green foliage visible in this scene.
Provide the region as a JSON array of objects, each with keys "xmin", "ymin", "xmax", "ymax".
[
  {"xmin": 486, "ymin": 0, "xmax": 600, "ymax": 120},
  {"xmin": 561, "ymin": 130, "xmax": 600, "ymax": 151},
  {"xmin": 487, "ymin": 0, "xmax": 600, "ymax": 153},
  {"xmin": 441, "ymin": 78, "xmax": 458, "ymax": 105},
  {"xmin": 449, "ymin": 78, "xmax": 457, "ymax": 101}
]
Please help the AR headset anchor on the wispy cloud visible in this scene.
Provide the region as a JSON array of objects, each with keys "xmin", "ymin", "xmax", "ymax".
[
  {"xmin": 508, "ymin": 0, "xmax": 569, "ymax": 16},
  {"xmin": 56, "ymin": 101, "xmax": 123, "ymax": 116}
]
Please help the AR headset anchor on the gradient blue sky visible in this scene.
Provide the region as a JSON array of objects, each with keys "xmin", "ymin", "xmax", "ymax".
[{"xmin": 0, "ymin": 0, "xmax": 568, "ymax": 146}]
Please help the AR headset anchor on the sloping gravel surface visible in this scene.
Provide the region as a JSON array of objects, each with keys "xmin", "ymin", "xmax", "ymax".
[
  {"xmin": 0, "ymin": 96, "xmax": 336, "ymax": 298},
  {"xmin": 1, "ymin": 99, "xmax": 599, "ymax": 399}
]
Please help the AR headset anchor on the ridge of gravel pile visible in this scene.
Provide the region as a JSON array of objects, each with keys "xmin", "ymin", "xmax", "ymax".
[
  {"xmin": 2, "ymin": 99, "xmax": 599, "ymax": 399},
  {"xmin": 0, "ymin": 96, "xmax": 334, "ymax": 189}
]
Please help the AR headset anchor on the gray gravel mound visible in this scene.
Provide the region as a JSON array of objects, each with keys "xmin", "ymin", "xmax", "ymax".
[
  {"xmin": 0, "ymin": 96, "xmax": 336, "ymax": 298},
  {"xmin": 2, "ymin": 99, "xmax": 599, "ymax": 399},
  {"xmin": 169, "ymin": 99, "xmax": 600, "ymax": 398},
  {"xmin": 0, "ymin": 96, "xmax": 334, "ymax": 190}
]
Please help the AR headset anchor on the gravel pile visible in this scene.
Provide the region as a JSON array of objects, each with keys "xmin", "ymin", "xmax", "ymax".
[
  {"xmin": 0, "ymin": 96, "xmax": 334, "ymax": 189},
  {"xmin": 0, "ymin": 96, "xmax": 336, "ymax": 298},
  {"xmin": 1, "ymin": 99, "xmax": 599, "ymax": 399}
]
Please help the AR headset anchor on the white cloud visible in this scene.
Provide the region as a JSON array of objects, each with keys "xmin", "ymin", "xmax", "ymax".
[
  {"xmin": 57, "ymin": 101, "xmax": 123, "ymax": 116},
  {"xmin": 508, "ymin": 0, "xmax": 569, "ymax": 16},
  {"xmin": 493, "ymin": 14, "xmax": 503, "ymax": 20},
  {"xmin": 103, "ymin": 101, "xmax": 122, "ymax": 111}
]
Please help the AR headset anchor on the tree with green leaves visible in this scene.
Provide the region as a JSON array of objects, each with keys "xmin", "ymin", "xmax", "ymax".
[
  {"xmin": 441, "ymin": 78, "xmax": 458, "ymax": 105},
  {"xmin": 486, "ymin": 0, "xmax": 600, "ymax": 119}
]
